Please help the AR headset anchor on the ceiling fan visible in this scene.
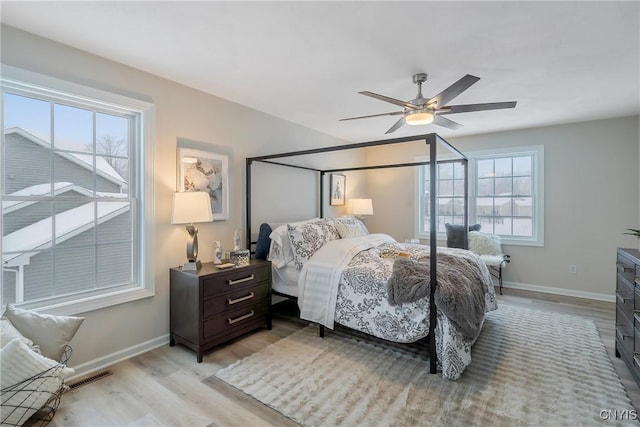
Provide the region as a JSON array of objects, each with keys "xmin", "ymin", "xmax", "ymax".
[{"xmin": 339, "ymin": 73, "xmax": 517, "ymax": 134}]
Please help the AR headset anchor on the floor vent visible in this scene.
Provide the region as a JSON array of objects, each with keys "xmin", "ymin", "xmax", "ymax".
[{"xmin": 68, "ymin": 370, "xmax": 113, "ymax": 390}]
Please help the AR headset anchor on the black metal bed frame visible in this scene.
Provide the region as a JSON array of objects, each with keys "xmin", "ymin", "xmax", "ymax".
[{"xmin": 245, "ymin": 133, "xmax": 468, "ymax": 375}]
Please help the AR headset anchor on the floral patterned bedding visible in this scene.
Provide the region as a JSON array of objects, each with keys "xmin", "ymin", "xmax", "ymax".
[{"xmin": 332, "ymin": 240, "xmax": 498, "ymax": 380}]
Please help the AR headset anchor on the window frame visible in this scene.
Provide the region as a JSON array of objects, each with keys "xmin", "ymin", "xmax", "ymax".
[
  {"xmin": 416, "ymin": 145, "xmax": 544, "ymax": 247},
  {"xmin": 1, "ymin": 66, "xmax": 155, "ymax": 315}
]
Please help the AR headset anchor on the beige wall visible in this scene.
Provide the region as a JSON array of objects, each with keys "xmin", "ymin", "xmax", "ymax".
[
  {"xmin": 365, "ymin": 117, "xmax": 640, "ymax": 299},
  {"xmin": 2, "ymin": 24, "xmax": 638, "ymax": 375},
  {"xmin": 0, "ymin": 25, "xmax": 361, "ymax": 373}
]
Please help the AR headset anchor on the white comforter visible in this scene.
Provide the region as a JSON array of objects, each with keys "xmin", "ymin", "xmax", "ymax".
[
  {"xmin": 298, "ymin": 233, "xmax": 396, "ymax": 329},
  {"xmin": 297, "ymin": 234, "xmax": 497, "ymax": 380}
]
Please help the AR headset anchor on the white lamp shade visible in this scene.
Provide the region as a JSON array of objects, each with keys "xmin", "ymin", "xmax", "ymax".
[
  {"xmin": 347, "ymin": 198, "xmax": 374, "ymax": 216},
  {"xmin": 171, "ymin": 191, "xmax": 213, "ymax": 224}
]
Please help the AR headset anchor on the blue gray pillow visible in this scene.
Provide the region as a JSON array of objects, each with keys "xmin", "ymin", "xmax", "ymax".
[
  {"xmin": 444, "ymin": 223, "xmax": 481, "ymax": 249},
  {"xmin": 254, "ymin": 223, "xmax": 273, "ymax": 260}
]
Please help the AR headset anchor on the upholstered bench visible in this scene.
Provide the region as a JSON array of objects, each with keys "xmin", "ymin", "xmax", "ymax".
[{"xmin": 468, "ymin": 231, "xmax": 511, "ymax": 295}]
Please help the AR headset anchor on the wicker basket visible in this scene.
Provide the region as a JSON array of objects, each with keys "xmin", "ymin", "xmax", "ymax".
[{"xmin": 1, "ymin": 346, "xmax": 72, "ymax": 427}]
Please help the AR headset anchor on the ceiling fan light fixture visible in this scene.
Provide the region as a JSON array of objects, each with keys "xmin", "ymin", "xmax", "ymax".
[{"xmin": 405, "ymin": 110, "xmax": 434, "ymax": 126}]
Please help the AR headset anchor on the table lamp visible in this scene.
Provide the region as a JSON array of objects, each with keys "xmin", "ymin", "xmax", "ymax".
[
  {"xmin": 171, "ymin": 191, "xmax": 213, "ymax": 270},
  {"xmin": 347, "ymin": 198, "xmax": 374, "ymax": 222}
]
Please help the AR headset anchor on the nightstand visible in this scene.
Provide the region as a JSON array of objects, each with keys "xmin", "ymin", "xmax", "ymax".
[{"xmin": 169, "ymin": 259, "xmax": 272, "ymax": 362}]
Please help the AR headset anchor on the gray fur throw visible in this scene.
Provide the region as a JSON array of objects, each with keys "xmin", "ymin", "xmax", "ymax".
[{"xmin": 387, "ymin": 254, "xmax": 487, "ymax": 341}]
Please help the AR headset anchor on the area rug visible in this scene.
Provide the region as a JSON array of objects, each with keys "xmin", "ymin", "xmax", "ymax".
[{"xmin": 212, "ymin": 305, "xmax": 636, "ymax": 426}]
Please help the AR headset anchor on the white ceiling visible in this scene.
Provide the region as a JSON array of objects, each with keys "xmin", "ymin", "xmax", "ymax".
[{"xmin": 2, "ymin": 1, "xmax": 639, "ymax": 142}]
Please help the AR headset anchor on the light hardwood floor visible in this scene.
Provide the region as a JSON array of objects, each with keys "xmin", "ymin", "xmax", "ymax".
[{"xmin": 51, "ymin": 289, "xmax": 640, "ymax": 426}]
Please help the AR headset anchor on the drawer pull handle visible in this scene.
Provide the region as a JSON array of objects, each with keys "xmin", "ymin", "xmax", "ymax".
[
  {"xmin": 617, "ymin": 263, "xmax": 634, "ymax": 273},
  {"xmin": 634, "ymin": 354, "xmax": 640, "ymax": 368},
  {"xmin": 228, "ymin": 292, "xmax": 255, "ymax": 305},
  {"xmin": 228, "ymin": 275, "xmax": 254, "ymax": 286},
  {"xmin": 228, "ymin": 310, "xmax": 254, "ymax": 325},
  {"xmin": 617, "ymin": 329, "xmax": 633, "ymax": 341},
  {"xmin": 617, "ymin": 293, "xmax": 632, "ymax": 303}
]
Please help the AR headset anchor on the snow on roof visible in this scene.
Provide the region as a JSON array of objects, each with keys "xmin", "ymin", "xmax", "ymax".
[
  {"xmin": 5, "ymin": 127, "xmax": 127, "ymax": 187},
  {"xmin": 514, "ymin": 198, "xmax": 532, "ymax": 206},
  {"xmin": 2, "ymin": 183, "xmax": 127, "ymax": 214},
  {"xmin": 436, "ymin": 197, "xmax": 530, "ymax": 207},
  {"xmin": 2, "ymin": 182, "xmax": 84, "ymax": 213},
  {"xmin": 2, "ymin": 201, "xmax": 130, "ymax": 266}
]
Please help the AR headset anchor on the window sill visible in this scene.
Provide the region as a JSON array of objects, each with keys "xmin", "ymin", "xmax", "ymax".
[
  {"xmin": 416, "ymin": 233, "xmax": 543, "ymax": 248},
  {"xmin": 501, "ymin": 238, "xmax": 544, "ymax": 248},
  {"xmin": 15, "ymin": 286, "xmax": 155, "ymax": 316}
]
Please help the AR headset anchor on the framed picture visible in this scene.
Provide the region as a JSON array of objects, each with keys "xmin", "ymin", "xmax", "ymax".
[
  {"xmin": 330, "ymin": 173, "xmax": 346, "ymax": 206},
  {"xmin": 177, "ymin": 147, "xmax": 229, "ymax": 220}
]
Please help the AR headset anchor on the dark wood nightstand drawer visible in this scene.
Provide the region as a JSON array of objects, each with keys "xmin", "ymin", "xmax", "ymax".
[
  {"xmin": 203, "ymin": 303, "xmax": 269, "ymax": 340},
  {"xmin": 617, "ymin": 320, "xmax": 634, "ymax": 360},
  {"xmin": 617, "ymin": 290, "xmax": 634, "ymax": 323},
  {"xmin": 617, "ymin": 253, "xmax": 637, "ymax": 285},
  {"xmin": 203, "ymin": 283, "xmax": 270, "ymax": 318},
  {"xmin": 618, "ymin": 273, "xmax": 634, "ymax": 293},
  {"xmin": 203, "ymin": 266, "xmax": 270, "ymax": 297}
]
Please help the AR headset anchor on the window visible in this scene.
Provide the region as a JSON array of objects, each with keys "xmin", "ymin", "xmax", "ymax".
[
  {"xmin": 418, "ymin": 146, "xmax": 544, "ymax": 246},
  {"xmin": 1, "ymin": 67, "xmax": 155, "ymax": 315}
]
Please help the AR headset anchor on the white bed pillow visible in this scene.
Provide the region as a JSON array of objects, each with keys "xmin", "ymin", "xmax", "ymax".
[
  {"xmin": 0, "ymin": 317, "xmax": 33, "ymax": 349},
  {"xmin": 3, "ymin": 305, "xmax": 84, "ymax": 362},
  {"xmin": 333, "ymin": 216, "xmax": 369, "ymax": 238},
  {"xmin": 468, "ymin": 231, "xmax": 502, "ymax": 256},
  {"xmin": 268, "ymin": 219, "xmax": 319, "ymax": 268},
  {"xmin": 287, "ymin": 219, "xmax": 340, "ymax": 270},
  {"xmin": 268, "ymin": 225, "xmax": 295, "ymax": 268},
  {"xmin": 0, "ymin": 338, "xmax": 73, "ymax": 426}
]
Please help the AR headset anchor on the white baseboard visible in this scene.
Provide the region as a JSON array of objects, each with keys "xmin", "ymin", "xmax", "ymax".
[
  {"xmin": 501, "ymin": 280, "xmax": 615, "ymax": 303},
  {"xmin": 67, "ymin": 334, "xmax": 170, "ymax": 381}
]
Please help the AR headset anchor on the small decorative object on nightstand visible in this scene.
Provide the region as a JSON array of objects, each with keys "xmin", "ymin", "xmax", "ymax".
[
  {"xmin": 230, "ymin": 249, "xmax": 250, "ymax": 266},
  {"xmin": 233, "ymin": 228, "xmax": 241, "ymax": 251},
  {"xmin": 169, "ymin": 259, "xmax": 272, "ymax": 362},
  {"xmin": 213, "ymin": 240, "xmax": 223, "ymax": 265},
  {"xmin": 624, "ymin": 228, "xmax": 640, "ymax": 251}
]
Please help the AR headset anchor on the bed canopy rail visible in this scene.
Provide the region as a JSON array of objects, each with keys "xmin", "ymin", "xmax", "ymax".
[{"xmin": 245, "ymin": 133, "xmax": 468, "ymax": 375}]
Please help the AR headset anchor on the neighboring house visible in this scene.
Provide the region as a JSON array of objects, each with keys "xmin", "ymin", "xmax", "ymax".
[{"xmin": 2, "ymin": 127, "xmax": 129, "ymax": 305}]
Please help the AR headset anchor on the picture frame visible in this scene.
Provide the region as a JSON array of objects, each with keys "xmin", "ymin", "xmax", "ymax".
[
  {"xmin": 330, "ymin": 173, "xmax": 346, "ymax": 206},
  {"xmin": 177, "ymin": 147, "xmax": 229, "ymax": 220}
]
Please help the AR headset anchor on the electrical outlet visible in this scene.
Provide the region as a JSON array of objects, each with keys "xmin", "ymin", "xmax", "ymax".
[{"xmin": 569, "ymin": 265, "xmax": 577, "ymax": 274}]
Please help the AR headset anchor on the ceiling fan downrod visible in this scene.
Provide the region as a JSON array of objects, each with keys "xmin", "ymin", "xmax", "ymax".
[{"xmin": 412, "ymin": 73, "xmax": 428, "ymax": 104}]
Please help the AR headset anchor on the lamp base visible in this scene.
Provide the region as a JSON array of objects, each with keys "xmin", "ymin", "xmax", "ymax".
[{"xmin": 181, "ymin": 260, "xmax": 201, "ymax": 271}]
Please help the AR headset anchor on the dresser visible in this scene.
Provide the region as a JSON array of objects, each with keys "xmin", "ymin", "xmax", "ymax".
[
  {"xmin": 615, "ymin": 248, "xmax": 640, "ymax": 385},
  {"xmin": 170, "ymin": 259, "xmax": 272, "ymax": 362}
]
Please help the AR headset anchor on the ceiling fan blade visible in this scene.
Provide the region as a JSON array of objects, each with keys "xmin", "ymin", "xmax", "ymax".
[
  {"xmin": 433, "ymin": 114, "xmax": 463, "ymax": 130},
  {"xmin": 385, "ymin": 116, "xmax": 406, "ymax": 134},
  {"xmin": 438, "ymin": 101, "xmax": 517, "ymax": 115},
  {"xmin": 359, "ymin": 91, "xmax": 419, "ymax": 110},
  {"xmin": 427, "ymin": 74, "xmax": 480, "ymax": 108},
  {"xmin": 339, "ymin": 111, "xmax": 404, "ymax": 121}
]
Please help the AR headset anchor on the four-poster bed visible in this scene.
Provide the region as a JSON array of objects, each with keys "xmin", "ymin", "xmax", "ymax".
[{"xmin": 245, "ymin": 133, "xmax": 496, "ymax": 379}]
